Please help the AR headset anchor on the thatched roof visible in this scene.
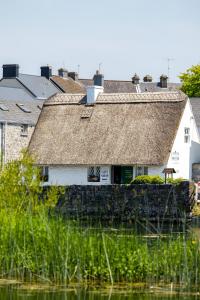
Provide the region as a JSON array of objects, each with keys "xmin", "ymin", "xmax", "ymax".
[
  {"xmin": 29, "ymin": 91, "xmax": 187, "ymax": 166},
  {"xmin": 51, "ymin": 76, "xmax": 86, "ymax": 94}
]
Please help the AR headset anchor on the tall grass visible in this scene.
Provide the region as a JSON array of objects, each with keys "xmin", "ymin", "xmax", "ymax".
[{"xmin": 0, "ymin": 210, "xmax": 199, "ymax": 286}]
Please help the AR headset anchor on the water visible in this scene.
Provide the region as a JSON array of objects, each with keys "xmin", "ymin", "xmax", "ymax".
[{"xmin": 0, "ymin": 286, "xmax": 199, "ymax": 300}]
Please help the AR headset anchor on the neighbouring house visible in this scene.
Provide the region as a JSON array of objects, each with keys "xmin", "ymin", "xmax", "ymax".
[
  {"xmin": 28, "ymin": 87, "xmax": 200, "ymax": 185},
  {"xmin": 189, "ymin": 98, "xmax": 200, "ymax": 182},
  {"xmin": 79, "ymin": 71, "xmax": 181, "ymax": 93},
  {"xmin": 0, "ymin": 98, "xmax": 43, "ymax": 163},
  {"xmin": 0, "ymin": 64, "xmax": 62, "ymax": 100}
]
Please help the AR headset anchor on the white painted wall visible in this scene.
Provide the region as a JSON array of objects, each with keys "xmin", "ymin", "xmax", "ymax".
[
  {"xmin": 45, "ymin": 165, "xmax": 111, "ymax": 186},
  {"xmin": 167, "ymin": 99, "xmax": 200, "ymax": 180}
]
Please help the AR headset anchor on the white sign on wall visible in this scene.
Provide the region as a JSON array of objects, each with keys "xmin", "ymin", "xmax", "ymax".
[{"xmin": 100, "ymin": 167, "xmax": 110, "ymax": 183}]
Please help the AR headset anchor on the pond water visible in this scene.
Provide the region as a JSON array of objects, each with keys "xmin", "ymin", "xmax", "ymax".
[{"xmin": 0, "ymin": 286, "xmax": 199, "ymax": 300}]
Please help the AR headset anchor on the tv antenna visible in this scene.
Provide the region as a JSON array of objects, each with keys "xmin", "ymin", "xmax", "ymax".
[
  {"xmin": 77, "ymin": 64, "xmax": 80, "ymax": 75},
  {"xmin": 98, "ymin": 62, "xmax": 102, "ymax": 73},
  {"xmin": 166, "ymin": 58, "xmax": 174, "ymax": 81}
]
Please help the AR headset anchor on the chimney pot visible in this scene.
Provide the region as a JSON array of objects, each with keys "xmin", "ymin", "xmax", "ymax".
[
  {"xmin": 132, "ymin": 73, "xmax": 140, "ymax": 84},
  {"xmin": 86, "ymin": 86, "xmax": 104, "ymax": 104},
  {"xmin": 93, "ymin": 70, "xmax": 104, "ymax": 86},
  {"xmin": 58, "ymin": 68, "xmax": 68, "ymax": 78},
  {"xmin": 143, "ymin": 75, "xmax": 152, "ymax": 82},
  {"xmin": 40, "ymin": 66, "xmax": 52, "ymax": 79},
  {"xmin": 68, "ymin": 72, "xmax": 78, "ymax": 81},
  {"xmin": 3, "ymin": 64, "xmax": 19, "ymax": 78}
]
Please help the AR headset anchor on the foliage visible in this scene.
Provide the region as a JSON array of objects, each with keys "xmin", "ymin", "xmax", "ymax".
[
  {"xmin": 131, "ymin": 175, "xmax": 164, "ymax": 184},
  {"xmin": 166, "ymin": 177, "xmax": 185, "ymax": 185},
  {"xmin": 179, "ymin": 64, "xmax": 200, "ymax": 97},
  {"xmin": 0, "ymin": 151, "xmax": 63, "ymax": 214},
  {"xmin": 0, "ymin": 212, "xmax": 199, "ymax": 285}
]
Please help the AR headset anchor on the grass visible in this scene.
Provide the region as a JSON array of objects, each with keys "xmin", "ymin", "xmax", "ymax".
[{"xmin": 0, "ymin": 210, "xmax": 199, "ymax": 287}]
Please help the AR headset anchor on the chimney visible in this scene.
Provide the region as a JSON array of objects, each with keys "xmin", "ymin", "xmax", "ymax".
[
  {"xmin": 68, "ymin": 71, "xmax": 78, "ymax": 81},
  {"xmin": 132, "ymin": 73, "xmax": 140, "ymax": 84},
  {"xmin": 143, "ymin": 75, "xmax": 152, "ymax": 82},
  {"xmin": 93, "ymin": 70, "xmax": 104, "ymax": 86},
  {"xmin": 160, "ymin": 74, "xmax": 168, "ymax": 88},
  {"xmin": 40, "ymin": 66, "xmax": 52, "ymax": 79},
  {"xmin": 86, "ymin": 85, "xmax": 104, "ymax": 104},
  {"xmin": 58, "ymin": 68, "xmax": 68, "ymax": 78},
  {"xmin": 3, "ymin": 64, "xmax": 19, "ymax": 78}
]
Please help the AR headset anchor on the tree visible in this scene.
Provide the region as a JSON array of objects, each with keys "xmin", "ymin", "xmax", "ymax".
[
  {"xmin": 0, "ymin": 151, "xmax": 63, "ymax": 214},
  {"xmin": 179, "ymin": 64, "xmax": 200, "ymax": 97}
]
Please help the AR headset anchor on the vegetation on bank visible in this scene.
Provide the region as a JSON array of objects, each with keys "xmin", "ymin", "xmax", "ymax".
[{"xmin": 0, "ymin": 153, "xmax": 199, "ymax": 286}]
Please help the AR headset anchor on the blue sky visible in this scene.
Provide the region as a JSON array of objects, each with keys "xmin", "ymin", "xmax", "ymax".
[{"xmin": 0, "ymin": 0, "xmax": 199, "ymax": 82}]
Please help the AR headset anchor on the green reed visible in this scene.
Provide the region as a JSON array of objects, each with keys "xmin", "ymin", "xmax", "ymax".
[{"xmin": 0, "ymin": 210, "xmax": 199, "ymax": 286}]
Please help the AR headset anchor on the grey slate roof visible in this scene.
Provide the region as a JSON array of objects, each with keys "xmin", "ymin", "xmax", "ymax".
[
  {"xmin": 139, "ymin": 82, "xmax": 181, "ymax": 93},
  {"xmin": 190, "ymin": 98, "xmax": 200, "ymax": 132},
  {"xmin": 79, "ymin": 79, "xmax": 181, "ymax": 93},
  {"xmin": 0, "ymin": 98, "xmax": 43, "ymax": 125},
  {"xmin": 18, "ymin": 74, "xmax": 61, "ymax": 99},
  {"xmin": 0, "ymin": 74, "xmax": 61, "ymax": 100},
  {"xmin": 0, "ymin": 87, "xmax": 34, "ymax": 101},
  {"xmin": 80, "ymin": 79, "xmax": 137, "ymax": 93}
]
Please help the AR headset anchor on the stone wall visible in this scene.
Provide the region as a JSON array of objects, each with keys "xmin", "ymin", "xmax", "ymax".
[
  {"xmin": 5, "ymin": 124, "xmax": 34, "ymax": 162},
  {"xmin": 56, "ymin": 181, "xmax": 195, "ymax": 221}
]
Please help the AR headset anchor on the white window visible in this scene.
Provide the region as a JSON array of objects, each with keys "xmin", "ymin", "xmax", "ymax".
[
  {"xmin": 88, "ymin": 166, "xmax": 100, "ymax": 182},
  {"xmin": 21, "ymin": 124, "xmax": 28, "ymax": 136},
  {"xmin": 136, "ymin": 166, "xmax": 148, "ymax": 177},
  {"xmin": 184, "ymin": 127, "xmax": 190, "ymax": 143},
  {"xmin": 40, "ymin": 166, "xmax": 49, "ymax": 182}
]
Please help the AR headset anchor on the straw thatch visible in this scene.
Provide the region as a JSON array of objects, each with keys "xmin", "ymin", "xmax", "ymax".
[
  {"xmin": 51, "ymin": 76, "xmax": 85, "ymax": 94},
  {"xmin": 28, "ymin": 91, "xmax": 187, "ymax": 166}
]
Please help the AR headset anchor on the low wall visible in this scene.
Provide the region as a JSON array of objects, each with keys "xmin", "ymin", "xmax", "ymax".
[{"xmin": 56, "ymin": 182, "xmax": 195, "ymax": 221}]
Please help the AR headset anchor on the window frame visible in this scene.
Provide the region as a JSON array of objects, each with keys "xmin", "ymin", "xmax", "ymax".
[
  {"xmin": 184, "ymin": 127, "xmax": 190, "ymax": 144},
  {"xmin": 20, "ymin": 124, "xmax": 28, "ymax": 136},
  {"xmin": 136, "ymin": 166, "xmax": 148, "ymax": 177},
  {"xmin": 88, "ymin": 166, "xmax": 101, "ymax": 182},
  {"xmin": 40, "ymin": 166, "xmax": 49, "ymax": 182}
]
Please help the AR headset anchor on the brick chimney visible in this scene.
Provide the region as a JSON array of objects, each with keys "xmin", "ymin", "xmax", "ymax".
[
  {"xmin": 68, "ymin": 72, "xmax": 78, "ymax": 81},
  {"xmin": 160, "ymin": 74, "xmax": 168, "ymax": 88},
  {"xmin": 3, "ymin": 64, "xmax": 19, "ymax": 78},
  {"xmin": 143, "ymin": 75, "xmax": 153, "ymax": 82},
  {"xmin": 40, "ymin": 66, "xmax": 52, "ymax": 79},
  {"xmin": 132, "ymin": 73, "xmax": 140, "ymax": 84},
  {"xmin": 86, "ymin": 86, "xmax": 104, "ymax": 104},
  {"xmin": 93, "ymin": 70, "xmax": 104, "ymax": 86},
  {"xmin": 58, "ymin": 68, "xmax": 68, "ymax": 78}
]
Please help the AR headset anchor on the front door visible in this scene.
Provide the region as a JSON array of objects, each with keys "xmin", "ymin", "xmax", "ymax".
[{"xmin": 112, "ymin": 166, "xmax": 133, "ymax": 184}]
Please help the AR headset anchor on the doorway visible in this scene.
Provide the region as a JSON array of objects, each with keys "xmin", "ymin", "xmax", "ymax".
[{"xmin": 112, "ymin": 166, "xmax": 133, "ymax": 184}]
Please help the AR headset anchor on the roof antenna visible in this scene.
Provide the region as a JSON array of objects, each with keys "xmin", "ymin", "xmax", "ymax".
[
  {"xmin": 166, "ymin": 58, "xmax": 174, "ymax": 82},
  {"xmin": 98, "ymin": 63, "xmax": 102, "ymax": 73},
  {"xmin": 77, "ymin": 64, "xmax": 80, "ymax": 75}
]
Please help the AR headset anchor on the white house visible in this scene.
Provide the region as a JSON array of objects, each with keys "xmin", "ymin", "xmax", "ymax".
[{"xmin": 28, "ymin": 87, "xmax": 200, "ymax": 185}]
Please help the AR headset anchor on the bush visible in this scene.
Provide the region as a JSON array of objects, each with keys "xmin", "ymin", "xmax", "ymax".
[
  {"xmin": 166, "ymin": 177, "xmax": 184, "ymax": 185},
  {"xmin": 131, "ymin": 175, "xmax": 164, "ymax": 184}
]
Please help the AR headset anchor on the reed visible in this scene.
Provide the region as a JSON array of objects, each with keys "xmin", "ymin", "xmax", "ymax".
[{"xmin": 0, "ymin": 210, "xmax": 199, "ymax": 286}]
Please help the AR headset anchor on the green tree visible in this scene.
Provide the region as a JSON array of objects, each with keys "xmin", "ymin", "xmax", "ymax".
[
  {"xmin": 179, "ymin": 64, "xmax": 200, "ymax": 97},
  {"xmin": 0, "ymin": 151, "xmax": 63, "ymax": 214}
]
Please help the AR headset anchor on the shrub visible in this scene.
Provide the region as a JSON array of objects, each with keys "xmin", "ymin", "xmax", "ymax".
[
  {"xmin": 131, "ymin": 175, "xmax": 164, "ymax": 184},
  {"xmin": 166, "ymin": 177, "xmax": 184, "ymax": 185}
]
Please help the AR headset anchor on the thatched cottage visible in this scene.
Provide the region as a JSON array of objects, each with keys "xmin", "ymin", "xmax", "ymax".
[{"xmin": 28, "ymin": 87, "xmax": 200, "ymax": 185}]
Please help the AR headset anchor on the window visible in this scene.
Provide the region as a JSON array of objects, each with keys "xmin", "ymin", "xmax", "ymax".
[
  {"xmin": 0, "ymin": 103, "xmax": 9, "ymax": 111},
  {"xmin": 16, "ymin": 103, "xmax": 31, "ymax": 113},
  {"xmin": 21, "ymin": 124, "xmax": 28, "ymax": 136},
  {"xmin": 136, "ymin": 166, "xmax": 148, "ymax": 177},
  {"xmin": 184, "ymin": 127, "xmax": 190, "ymax": 143},
  {"xmin": 88, "ymin": 166, "xmax": 100, "ymax": 182},
  {"xmin": 40, "ymin": 166, "xmax": 49, "ymax": 182}
]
